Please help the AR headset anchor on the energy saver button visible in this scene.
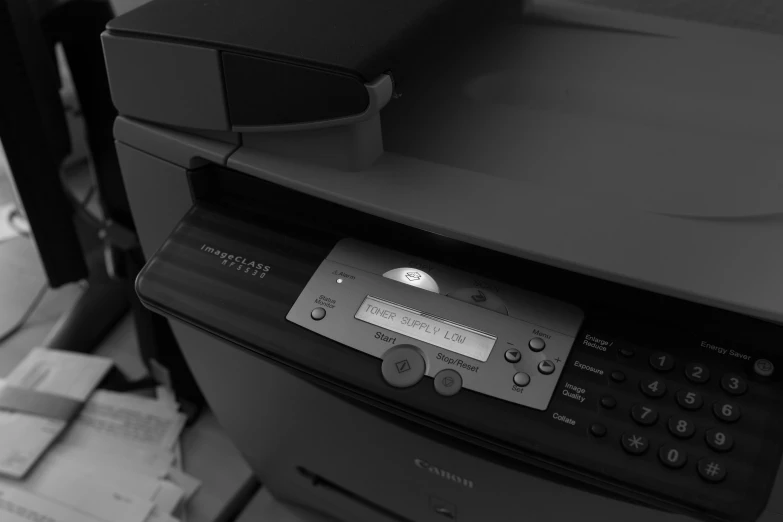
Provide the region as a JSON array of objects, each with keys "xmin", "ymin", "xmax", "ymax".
[
  {"xmin": 381, "ymin": 345, "xmax": 426, "ymax": 388},
  {"xmin": 754, "ymin": 359, "xmax": 774, "ymax": 377},
  {"xmin": 434, "ymin": 369, "xmax": 462, "ymax": 397}
]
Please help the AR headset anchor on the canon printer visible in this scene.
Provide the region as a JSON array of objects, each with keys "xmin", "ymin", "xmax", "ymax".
[{"xmin": 101, "ymin": 1, "xmax": 783, "ymax": 521}]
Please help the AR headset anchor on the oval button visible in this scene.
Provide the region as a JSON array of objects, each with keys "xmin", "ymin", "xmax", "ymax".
[
  {"xmin": 381, "ymin": 345, "xmax": 426, "ymax": 388},
  {"xmin": 754, "ymin": 359, "xmax": 774, "ymax": 377},
  {"xmin": 382, "ymin": 268, "xmax": 440, "ymax": 293},
  {"xmin": 447, "ymin": 287, "xmax": 508, "ymax": 315},
  {"xmin": 513, "ymin": 372, "xmax": 531, "ymax": 387},
  {"xmin": 538, "ymin": 360, "xmax": 556, "ymax": 375},
  {"xmin": 528, "ymin": 337, "xmax": 546, "ymax": 352}
]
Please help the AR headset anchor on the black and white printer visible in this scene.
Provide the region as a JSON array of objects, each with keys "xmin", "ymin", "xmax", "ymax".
[{"xmin": 102, "ymin": 1, "xmax": 783, "ymax": 521}]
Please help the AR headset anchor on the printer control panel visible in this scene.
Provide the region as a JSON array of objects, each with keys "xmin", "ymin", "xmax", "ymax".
[
  {"xmin": 287, "ymin": 238, "xmax": 584, "ymax": 411},
  {"xmin": 546, "ymin": 327, "xmax": 777, "ymax": 488}
]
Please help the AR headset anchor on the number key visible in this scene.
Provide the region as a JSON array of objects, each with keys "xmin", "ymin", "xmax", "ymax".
[
  {"xmin": 650, "ymin": 351, "xmax": 675, "ymax": 372},
  {"xmin": 705, "ymin": 428, "xmax": 734, "ymax": 452},
  {"xmin": 668, "ymin": 416, "xmax": 695, "ymax": 439},
  {"xmin": 720, "ymin": 373, "xmax": 747, "ymax": 396},
  {"xmin": 685, "ymin": 362, "xmax": 710, "ymax": 384},
  {"xmin": 676, "ymin": 389, "xmax": 704, "ymax": 411},
  {"xmin": 713, "ymin": 401, "xmax": 741, "ymax": 423},
  {"xmin": 640, "ymin": 377, "xmax": 667, "ymax": 398},
  {"xmin": 631, "ymin": 404, "xmax": 659, "ymax": 426},
  {"xmin": 658, "ymin": 444, "xmax": 688, "ymax": 469}
]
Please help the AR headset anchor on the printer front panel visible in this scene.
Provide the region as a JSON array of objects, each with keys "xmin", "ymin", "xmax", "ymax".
[{"xmin": 128, "ymin": 164, "xmax": 783, "ymax": 522}]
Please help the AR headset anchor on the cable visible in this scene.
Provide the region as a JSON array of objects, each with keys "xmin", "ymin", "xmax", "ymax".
[
  {"xmin": 7, "ymin": 208, "xmax": 31, "ymax": 238},
  {"xmin": 0, "ymin": 283, "xmax": 49, "ymax": 345}
]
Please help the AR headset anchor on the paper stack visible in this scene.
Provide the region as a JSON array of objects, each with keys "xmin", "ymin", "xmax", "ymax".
[{"xmin": 0, "ymin": 348, "xmax": 202, "ymax": 522}]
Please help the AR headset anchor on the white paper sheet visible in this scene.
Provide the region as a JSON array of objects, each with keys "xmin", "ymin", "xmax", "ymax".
[
  {"xmin": 61, "ymin": 390, "xmax": 187, "ymax": 453},
  {"xmin": 0, "ymin": 349, "xmax": 112, "ymax": 478},
  {"xmin": 0, "ymin": 468, "xmax": 154, "ymax": 522},
  {"xmin": 0, "ymin": 483, "xmax": 105, "ymax": 522}
]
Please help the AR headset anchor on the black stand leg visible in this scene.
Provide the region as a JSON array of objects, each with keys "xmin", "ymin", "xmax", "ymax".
[
  {"xmin": 39, "ymin": 0, "xmax": 206, "ymax": 421},
  {"xmin": 43, "ymin": 280, "xmax": 129, "ymax": 353}
]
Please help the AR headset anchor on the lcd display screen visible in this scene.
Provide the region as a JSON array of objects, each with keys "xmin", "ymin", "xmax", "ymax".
[{"xmin": 355, "ymin": 295, "xmax": 496, "ymax": 362}]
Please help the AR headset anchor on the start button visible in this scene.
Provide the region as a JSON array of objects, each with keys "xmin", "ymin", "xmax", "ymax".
[{"xmin": 381, "ymin": 345, "xmax": 427, "ymax": 388}]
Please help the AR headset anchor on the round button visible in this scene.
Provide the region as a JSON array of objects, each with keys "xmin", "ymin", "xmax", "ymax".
[
  {"xmin": 434, "ymin": 369, "xmax": 463, "ymax": 397},
  {"xmin": 381, "ymin": 345, "xmax": 427, "ymax": 388},
  {"xmin": 658, "ymin": 444, "xmax": 688, "ymax": 469},
  {"xmin": 513, "ymin": 372, "xmax": 531, "ymax": 387},
  {"xmin": 538, "ymin": 360, "xmax": 556, "ymax": 375},
  {"xmin": 529, "ymin": 338, "xmax": 546, "ymax": 352},
  {"xmin": 504, "ymin": 349, "xmax": 522, "ymax": 363},
  {"xmin": 619, "ymin": 346, "xmax": 635, "ymax": 358},
  {"xmin": 590, "ymin": 423, "xmax": 607, "ymax": 437},
  {"xmin": 447, "ymin": 287, "xmax": 508, "ymax": 314},
  {"xmin": 685, "ymin": 362, "xmax": 710, "ymax": 384},
  {"xmin": 383, "ymin": 268, "xmax": 440, "ymax": 293},
  {"xmin": 668, "ymin": 416, "xmax": 695, "ymax": 439},
  {"xmin": 621, "ymin": 433, "xmax": 649, "ymax": 455},
  {"xmin": 610, "ymin": 371, "xmax": 626, "ymax": 383},
  {"xmin": 600, "ymin": 396, "xmax": 617, "ymax": 409},
  {"xmin": 720, "ymin": 374, "xmax": 747, "ymax": 396},
  {"xmin": 650, "ymin": 352, "xmax": 675, "ymax": 372},
  {"xmin": 713, "ymin": 400, "xmax": 741, "ymax": 423},
  {"xmin": 754, "ymin": 359, "xmax": 774, "ymax": 377},
  {"xmin": 676, "ymin": 389, "xmax": 703, "ymax": 411},
  {"xmin": 631, "ymin": 404, "xmax": 659, "ymax": 426},
  {"xmin": 705, "ymin": 428, "xmax": 734, "ymax": 452},
  {"xmin": 640, "ymin": 377, "xmax": 667, "ymax": 398},
  {"xmin": 311, "ymin": 307, "xmax": 326, "ymax": 320},
  {"xmin": 698, "ymin": 457, "xmax": 727, "ymax": 483}
]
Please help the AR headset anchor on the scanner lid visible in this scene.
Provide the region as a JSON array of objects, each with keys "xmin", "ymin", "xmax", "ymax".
[
  {"xmin": 105, "ymin": 0, "xmax": 493, "ymax": 81},
  {"xmin": 226, "ymin": 6, "xmax": 783, "ymax": 325}
]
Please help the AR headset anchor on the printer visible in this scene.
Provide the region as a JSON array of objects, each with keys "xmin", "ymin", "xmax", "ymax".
[{"xmin": 101, "ymin": 0, "xmax": 783, "ymax": 521}]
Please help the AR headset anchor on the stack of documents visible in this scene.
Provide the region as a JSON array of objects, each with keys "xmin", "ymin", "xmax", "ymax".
[{"xmin": 0, "ymin": 348, "xmax": 202, "ymax": 522}]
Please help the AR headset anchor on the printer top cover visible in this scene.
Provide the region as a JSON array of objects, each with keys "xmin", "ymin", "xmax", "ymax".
[{"xmin": 106, "ymin": 0, "xmax": 783, "ymax": 326}]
